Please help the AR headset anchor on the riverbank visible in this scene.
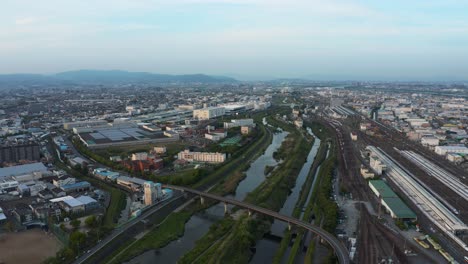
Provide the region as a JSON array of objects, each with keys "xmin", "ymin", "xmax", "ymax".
[
  {"xmin": 272, "ymin": 135, "xmax": 328, "ymax": 263},
  {"xmin": 178, "ymin": 115, "xmax": 313, "ymax": 263},
  {"xmin": 105, "ymin": 116, "xmax": 275, "ymax": 263}
]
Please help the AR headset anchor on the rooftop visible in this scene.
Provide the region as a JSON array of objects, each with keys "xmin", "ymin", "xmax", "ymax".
[{"xmin": 0, "ymin": 162, "xmax": 47, "ymax": 178}]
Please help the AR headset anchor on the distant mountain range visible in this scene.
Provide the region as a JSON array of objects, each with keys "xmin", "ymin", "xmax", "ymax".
[{"xmin": 0, "ymin": 70, "xmax": 237, "ymax": 86}]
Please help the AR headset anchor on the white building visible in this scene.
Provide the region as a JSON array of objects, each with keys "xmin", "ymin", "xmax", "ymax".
[
  {"xmin": 154, "ymin": 147, "xmax": 167, "ymax": 154},
  {"xmin": 224, "ymin": 119, "xmax": 254, "ymax": 129},
  {"xmin": 294, "ymin": 119, "xmax": 304, "ymax": 128},
  {"xmin": 435, "ymin": 146, "xmax": 468, "ymax": 156},
  {"xmin": 241, "ymin": 126, "xmax": 253, "ymax": 135},
  {"xmin": 370, "ymin": 156, "xmax": 387, "ymax": 175},
  {"xmin": 360, "ymin": 167, "xmax": 374, "ymax": 179},
  {"xmin": 193, "ymin": 107, "xmax": 225, "ymax": 120},
  {"xmin": 132, "ymin": 152, "xmax": 148, "ymax": 161},
  {"xmin": 420, "ymin": 137, "xmax": 439, "ymax": 146},
  {"xmin": 178, "ymin": 150, "xmax": 226, "ymax": 163},
  {"xmin": 205, "ymin": 132, "xmax": 226, "ymax": 142},
  {"xmin": 53, "ymin": 176, "xmax": 76, "ymax": 188}
]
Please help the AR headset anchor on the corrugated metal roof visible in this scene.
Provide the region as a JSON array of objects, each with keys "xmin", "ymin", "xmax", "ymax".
[
  {"xmin": 76, "ymin": 195, "xmax": 97, "ymax": 205},
  {"xmin": 61, "ymin": 181, "xmax": 91, "ymax": 190},
  {"xmin": 383, "ymin": 197, "xmax": 417, "ymax": 219},
  {"xmin": 0, "ymin": 162, "xmax": 47, "ymax": 178},
  {"xmin": 369, "ymin": 180, "xmax": 398, "ymax": 198},
  {"xmin": 370, "ymin": 180, "xmax": 417, "ymax": 219}
]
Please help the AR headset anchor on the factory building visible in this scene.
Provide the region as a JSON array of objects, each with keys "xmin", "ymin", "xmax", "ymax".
[
  {"xmin": 177, "ymin": 150, "xmax": 226, "ymax": 163},
  {"xmin": 63, "ymin": 120, "xmax": 108, "ymax": 130},
  {"xmin": 193, "ymin": 107, "xmax": 225, "ymax": 120},
  {"xmin": 369, "ymin": 180, "xmax": 417, "ymax": 220},
  {"xmin": 0, "ymin": 162, "xmax": 48, "ymax": 180},
  {"xmin": 0, "ymin": 143, "xmax": 40, "ymax": 163}
]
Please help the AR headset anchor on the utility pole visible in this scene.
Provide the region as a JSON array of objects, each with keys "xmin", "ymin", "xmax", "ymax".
[{"xmin": 377, "ymin": 193, "xmax": 382, "ymax": 219}]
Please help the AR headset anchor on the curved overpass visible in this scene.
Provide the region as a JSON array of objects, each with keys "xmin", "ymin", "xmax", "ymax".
[{"xmin": 163, "ymin": 184, "xmax": 350, "ymax": 264}]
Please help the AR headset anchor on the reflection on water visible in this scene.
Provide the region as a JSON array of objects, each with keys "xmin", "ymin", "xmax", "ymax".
[
  {"xmin": 251, "ymin": 129, "xmax": 321, "ymax": 263},
  {"xmin": 127, "ymin": 130, "xmax": 288, "ymax": 263}
]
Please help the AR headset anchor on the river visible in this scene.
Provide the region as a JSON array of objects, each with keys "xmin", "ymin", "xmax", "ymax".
[
  {"xmin": 126, "ymin": 127, "xmax": 289, "ymax": 264},
  {"xmin": 250, "ymin": 128, "xmax": 321, "ymax": 263}
]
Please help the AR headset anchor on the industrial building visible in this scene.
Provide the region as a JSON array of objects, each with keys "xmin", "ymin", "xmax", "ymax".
[
  {"xmin": 50, "ymin": 195, "xmax": 98, "ymax": 214},
  {"xmin": 117, "ymin": 176, "xmax": 147, "ymax": 192},
  {"xmin": 223, "ymin": 119, "xmax": 254, "ymax": 129},
  {"xmin": 193, "ymin": 107, "xmax": 225, "ymax": 120},
  {"xmin": 0, "ymin": 162, "xmax": 48, "ymax": 180},
  {"xmin": 434, "ymin": 145, "xmax": 468, "ymax": 156},
  {"xmin": 76, "ymin": 123, "xmax": 179, "ymax": 149},
  {"xmin": 368, "ymin": 180, "xmax": 417, "ymax": 220},
  {"xmin": 0, "ymin": 143, "xmax": 40, "ymax": 163},
  {"xmin": 60, "ymin": 181, "xmax": 91, "ymax": 193},
  {"xmin": 93, "ymin": 168, "xmax": 120, "ymax": 181},
  {"xmin": 63, "ymin": 120, "xmax": 108, "ymax": 130},
  {"xmin": 177, "ymin": 150, "xmax": 226, "ymax": 163}
]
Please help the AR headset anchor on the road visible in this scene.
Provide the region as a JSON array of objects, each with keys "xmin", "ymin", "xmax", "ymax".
[
  {"xmin": 73, "ymin": 194, "xmax": 185, "ymax": 264},
  {"xmin": 163, "ymin": 184, "xmax": 350, "ymax": 264}
]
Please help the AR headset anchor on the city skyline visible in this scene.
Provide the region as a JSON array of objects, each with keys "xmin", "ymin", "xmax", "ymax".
[{"xmin": 1, "ymin": 0, "xmax": 468, "ymax": 81}]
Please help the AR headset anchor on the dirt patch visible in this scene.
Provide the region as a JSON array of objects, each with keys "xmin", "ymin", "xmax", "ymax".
[{"xmin": 0, "ymin": 229, "xmax": 62, "ymax": 264}]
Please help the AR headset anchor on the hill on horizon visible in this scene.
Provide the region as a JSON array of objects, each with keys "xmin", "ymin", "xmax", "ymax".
[{"xmin": 0, "ymin": 69, "xmax": 237, "ymax": 86}]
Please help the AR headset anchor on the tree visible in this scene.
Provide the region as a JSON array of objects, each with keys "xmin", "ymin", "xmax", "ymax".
[
  {"xmin": 70, "ymin": 219, "xmax": 81, "ymax": 229},
  {"xmin": 59, "ymin": 223, "xmax": 66, "ymax": 231},
  {"xmin": 85, "ymin": 215, "xmax": 98, "ymax": 229},
  {"xmin": 3, "ymin": 221, "xmax": 14, "ymax": 232},
  {"xmin": 69, "ymin": 231, "xmax": 87, "ymax": 251}
]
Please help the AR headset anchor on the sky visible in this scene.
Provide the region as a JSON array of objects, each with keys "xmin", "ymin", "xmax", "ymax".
[{"xmin": 1, "ymin": 0, "xmax": 468, "ymax": 81}]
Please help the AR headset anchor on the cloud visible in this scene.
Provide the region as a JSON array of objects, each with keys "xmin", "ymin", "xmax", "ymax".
[{"xmin": 15, "ymin": 17, "xmax": 36, "ymax": 25}]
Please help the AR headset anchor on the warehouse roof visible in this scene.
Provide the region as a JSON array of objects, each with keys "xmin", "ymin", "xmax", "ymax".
[
  {"xmin": 76, "ymin": 195, "xmax": 97, "ymax": 205},
  {"xmin": 369, "ymin": 180, "xmax": 417, "ymax": 219},
  {"xmin": 369, "ymin": 180, "xmax": 398, "ymax": 198},
  {"xmin": 61, "ymin": 181, "xmax": 91, "ymax": 191},
  {"xmin": 0, "ymin": 162, "xmax": 47, "ymax": 178},
  {"xmin": 382, "ymin": 197, "xmax": 417, "ymax": 219}
]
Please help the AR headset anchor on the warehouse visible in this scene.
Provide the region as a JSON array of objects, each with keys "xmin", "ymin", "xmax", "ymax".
[
  {"xmin": 0, "ymin": 162, "xmax": 48, "ymax": 180},
  {"xmin": 369, "ymin": 180, "xmax": 417, "ymax": 220},
  {"xmin": 193, "ymin": 107, "xmax": 225, "ymax": 120}
]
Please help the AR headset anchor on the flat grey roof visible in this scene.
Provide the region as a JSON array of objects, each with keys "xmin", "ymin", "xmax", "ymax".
[{"xmin": 0, "ymin": 162, "xmax": 47, "ymax": 178}]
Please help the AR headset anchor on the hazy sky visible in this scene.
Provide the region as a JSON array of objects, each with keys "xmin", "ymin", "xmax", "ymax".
[{"xmin": 1, "ymin": 0, "xmax": 468, "ymax": 80}]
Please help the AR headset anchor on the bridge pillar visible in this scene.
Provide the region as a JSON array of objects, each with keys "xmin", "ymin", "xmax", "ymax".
[
  {"xmin": 200, "ymin": 196, "xmax": 204, "ymax": 205},
  {"xmin": 224, "ymin": 202, "xmax": 228, "ymax": 214},
  {"xmin": 248, "ymin": 209, "xmax": 252, "ymax": 217},
  {"xmin": 288, "ymin": 222, "xmax": 292, "ymax": 231}
]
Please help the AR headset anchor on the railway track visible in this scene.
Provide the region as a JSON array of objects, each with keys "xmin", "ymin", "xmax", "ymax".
[{"xmin": 357, "ymin": 204, "xmax": 408, "ymax": 264}]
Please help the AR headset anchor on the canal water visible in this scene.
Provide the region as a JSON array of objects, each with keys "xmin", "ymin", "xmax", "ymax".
[
  {"xmin": 250, "ymin": 128, "xmax": 321, "ymax": 263},
  {"xmin": 126, "ymin": 128, "xmax": 289, "ymax": 264}
]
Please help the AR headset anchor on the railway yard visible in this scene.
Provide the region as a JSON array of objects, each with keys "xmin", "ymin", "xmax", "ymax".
[{"xmin": 317, "ymin": 104, "xmax": 468, "ymax": 263}]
